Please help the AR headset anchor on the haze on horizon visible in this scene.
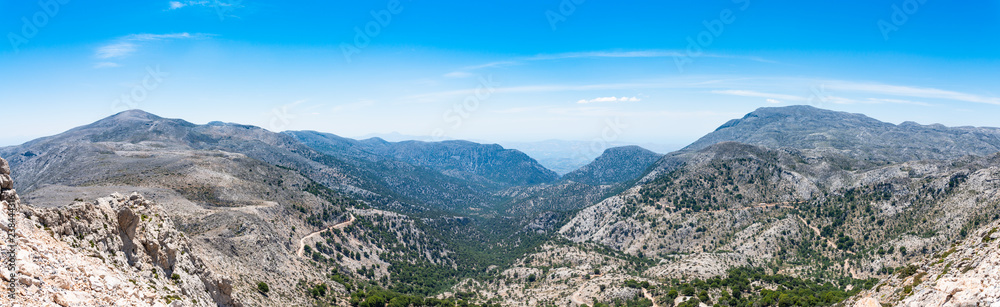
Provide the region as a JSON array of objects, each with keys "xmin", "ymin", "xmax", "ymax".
[{"xmin": 2, "ymin": 1, "xmax": 999, "ymax": 148}]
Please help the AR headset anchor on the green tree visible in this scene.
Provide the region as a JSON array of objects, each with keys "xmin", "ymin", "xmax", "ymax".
[{"xmin": 256, "ymin": 281, "xmax": 270, "ymax": 295}]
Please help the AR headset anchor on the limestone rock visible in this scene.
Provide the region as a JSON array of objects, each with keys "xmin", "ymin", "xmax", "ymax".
[{"xmin": 29, "ymin": 192, "xmax": 233, "ymax": 306}]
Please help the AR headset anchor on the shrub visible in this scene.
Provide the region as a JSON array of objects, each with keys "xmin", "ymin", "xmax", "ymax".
[{"xmin": 257, "ymin": 282, "xmax": 270, "ymax": 294}]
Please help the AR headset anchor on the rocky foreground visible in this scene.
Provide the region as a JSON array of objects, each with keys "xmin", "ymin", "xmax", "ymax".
[{"xmin": 0, "ymin": 157, "xmax": 228, "ymax": 306}]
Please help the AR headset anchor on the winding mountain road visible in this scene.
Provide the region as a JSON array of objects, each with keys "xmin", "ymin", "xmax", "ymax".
[{"xmin": 297, "ymin": 214, "xmax": 355, "ymax": 258}]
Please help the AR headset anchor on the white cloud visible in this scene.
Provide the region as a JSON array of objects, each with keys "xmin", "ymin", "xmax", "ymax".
[
  {"xmin": 94, "ymin": 32, "xmax": 211, "ymax": 61},
  {"xmin": 96, "ymin": 42, "xmax": 137, "ymax": 59},
  {"xmin": 168, "ymin": 1, "xmax": 209, "ymax": 10},
  {"xmin": 576, "ymin": 96, "xmax": 641, "ymax": 104},
  {"xmin": 766, "ymin": 98, "xmax": 782, "ymax": 104},
  {"xmin": 93, "ymin": 62, "xmax": 120, "ymax": 69}
]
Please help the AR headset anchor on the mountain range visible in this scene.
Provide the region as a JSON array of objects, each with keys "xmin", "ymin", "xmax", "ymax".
[{"xmin": 4, "ymin": 105, "xmax": 1000, "ymax": 306}]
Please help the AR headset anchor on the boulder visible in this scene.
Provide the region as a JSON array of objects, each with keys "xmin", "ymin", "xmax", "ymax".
[
  {"xmin": 54, "ymin": 291, "xmax": 94, "ymax": 307},
  {"xmin": 0, "ymin": 174, "xmax": 11, "ymax": 189}
]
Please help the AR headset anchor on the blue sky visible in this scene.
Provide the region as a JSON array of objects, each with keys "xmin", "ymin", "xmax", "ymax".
[{"xmin": 2, "ymin": 0, "xmax": 999, "ymax": 148}]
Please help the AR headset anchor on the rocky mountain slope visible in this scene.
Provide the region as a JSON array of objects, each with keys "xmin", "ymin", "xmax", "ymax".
[
  {"xmin": 562, "ymin": 146, "xmax": 663, "ymax": 186},
  {"xmin": 562, "ymin": 141, "xmax": 1000, "ymax": 277},
  {"xmin": 290, "ymin": 132, "xmax": 557, "ymax": 186},
  {"xmin": 849, "ymin": 217, "xmax": 1000, "ymax": 306},
  {"xmin": 287, "ymin": 130, "xmax": 559, "ymax": 213},
  {"xmin": 456, "ymin": 143, "xmax": 1000, "ymax": 306},
  {"xmin": 682, "ymin": 105, "xmax": 1000, "ymax": 164},
  {"xmin": 0, "ymin": 112, "xmax": 474, "ymax": 305},
  {"xmin": 497, "ymin": 146, "xmax": 662, "ymax": 217},
  {"xmin": 0, "ymin": 110, "xmax": 529, "ymax": 213}
]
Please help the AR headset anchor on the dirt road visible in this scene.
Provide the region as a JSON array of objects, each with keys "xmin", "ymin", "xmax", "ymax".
[{"xmin": 297, "ymin": 214, "xmax": 355, "ymax": 258}]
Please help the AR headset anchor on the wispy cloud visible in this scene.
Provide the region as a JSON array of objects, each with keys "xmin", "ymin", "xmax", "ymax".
[
  {"xmin": 405, "ymin": 82, "xmax": 667, "ymax": 103},
  {"xmin": 95, "ymin": 42, "xmax": 138, "ymax": 59},
  {"xmin": 93, "ymin": 62, "xmax": 121, "ymax": 69},
  {"xmin": 451, "ymin": 50, "xmax": 775, "ymax": 74},
  {"xmin": 168, "ymin": 1, "xmax": 209, "ymax": 10},
  {"xmin": 711, "ymin": 88, "xmax": 938, "ymax": 106},
  {"xmin": 94, "ymin": 32, "xmax": 212, "ymax": 64},
  {"xmin": 826, "ymin": 81, "xmax": 1000, "ymax": 106},
  {"xmin": 711, "ymin": 90, "xmax": 808, "ymax": 102},
  {"xmin": 576, "ymin": 96, "xmax": 641, "ymax": 104},
  {"xmin": 167, "ymin": 0, "xmax": 245, "ymax": 20},
  {"xmin": 529, "ymin": 50, "xmax": 773, "ymax": 63},
  {"xmin": 123, "ymin": 33, "xmax": 205, "ymax": 41}
]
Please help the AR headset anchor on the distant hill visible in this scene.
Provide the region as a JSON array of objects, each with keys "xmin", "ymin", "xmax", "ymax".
[
  {"xmin": 496, "ymin": 146, "xmax": 661, "ymax": 216},
  {"xmin": 500, "ymin": 140, "xmax": 678, "ymax": 175},
  {"xmin": 682, "ymin": 105, "xmax": 1000, "ymax": 163},
  {"xmin": 561, "ymin": 145, "xmax": 662, "ymax": 186},
  {"xmin": 286, "ymin": 131, "xmax": 558, "ymax": 187}
]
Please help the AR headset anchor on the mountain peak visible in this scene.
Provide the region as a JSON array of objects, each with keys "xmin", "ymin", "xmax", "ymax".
[
  {"xmin": 751, "ymin": 104, "xmax": 821, "ymax": 114},
  {"xmin": 107, "ymin": 109, "xmax": 162, "ymax": 121},
  {"xmin": 601, "ymin": 145, "xmax": 651, "ymax": 155},
  {"xmin": 713, "ymin": 105, "xmax": 835, "ymax": 132},
  {"xmin": 86, "ymin": 110, "xmax": 181, "ymax": 129},
  {"xmin": 732, "ymin": 105, "xmax": 875, "ymax": 126}
]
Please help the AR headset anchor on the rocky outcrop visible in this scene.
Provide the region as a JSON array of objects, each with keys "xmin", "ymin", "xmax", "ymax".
[
  {"xmin": 30, "ymin": 192, "xmax": 238, "ymax": 306},
  {"xmin": 0, "ymin": 156, "xmax": 243, "ymax": 306},
  {"xmin": 1, "ymin": 157, "xmax": 171, "ymax": 306}
]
